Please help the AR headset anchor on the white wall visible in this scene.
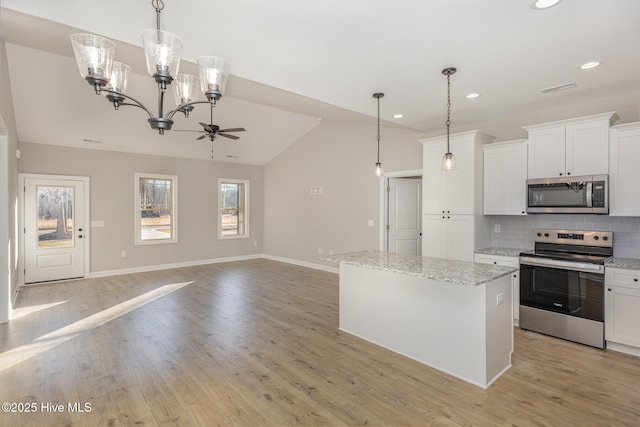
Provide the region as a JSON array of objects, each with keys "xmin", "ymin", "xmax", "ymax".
[
  {"xmin": 263, "ymin": 120, "xmax": 425, "ymax": 268},
  {"xmin": 18, "ymin": 142, "xmax": 264, "ymax": 275},
  {"xmin": 0, "ymin": 37, "xmax": 20, "ymax": 322}
]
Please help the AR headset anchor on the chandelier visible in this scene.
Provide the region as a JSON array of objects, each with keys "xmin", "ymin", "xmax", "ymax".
[{"xmin": 70, "ymin": 0, "xmax": 229, "ymax": 134}]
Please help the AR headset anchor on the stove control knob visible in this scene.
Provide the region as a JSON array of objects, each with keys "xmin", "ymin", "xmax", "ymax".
[
  {"xmin": 537, "ymin": 232, "xmax": 542, "ymax": 237},
  {"xmin": 603, "ymin": 236, "xmax": 609, "ymax": 241},
  {"xmin": 544, "ymin": 233, "xmax": 549, "ymax": 238},
  {"xmin": 593, "ymin": 235, "xmax": 599, "ymax": 241}
]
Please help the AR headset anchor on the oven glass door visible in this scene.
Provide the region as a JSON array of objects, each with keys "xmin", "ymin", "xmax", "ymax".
[
  {"xmin": 528, "ymin": 182, "xmax": 588, "ymax": 208},
  {"xmin": 520, "ymin": 264, "xmax": 604, "ymax": 321}
]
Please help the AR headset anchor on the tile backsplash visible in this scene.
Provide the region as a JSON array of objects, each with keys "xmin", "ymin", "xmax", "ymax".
[{"xmin": 489, "ymin": 214, "xmax": 640, "ymax": 259}]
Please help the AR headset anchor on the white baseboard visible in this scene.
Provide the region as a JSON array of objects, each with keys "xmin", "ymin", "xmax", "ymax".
[
  {"xmin": 261, "ymin": 254, "xmax": 339, "ymax": 274},
  {"xmin": 89, "ymin": 254, "xmax": 263, "ymax": 278}
]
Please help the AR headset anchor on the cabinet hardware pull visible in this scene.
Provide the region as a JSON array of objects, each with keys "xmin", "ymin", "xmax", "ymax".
[
  {"xmin": 607, "ymin": 288, "xmax": 612, "ymax": 291},
  {"xmin": 634, "ymin": 278, "xmax": 638, "ymax": 282}
]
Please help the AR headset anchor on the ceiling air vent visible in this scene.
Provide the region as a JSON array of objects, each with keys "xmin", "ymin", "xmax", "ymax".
[{"xmin": 540, "ymin": 82, "xmax": 577, "ymax": 94}]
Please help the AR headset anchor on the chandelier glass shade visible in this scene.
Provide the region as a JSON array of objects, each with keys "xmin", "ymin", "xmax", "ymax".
[
  {"xmin": 70, "ymin": 0, "xmax": 230, "ymax": 134},
  {"xmin": 70, "ymin": 33, "xmax": 115, "ymax": 86}
]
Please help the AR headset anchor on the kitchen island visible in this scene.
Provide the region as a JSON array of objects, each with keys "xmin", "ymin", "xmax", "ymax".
[{"xmin": 324, "ymin": 250, "xmax": 517, "ymax": 388}]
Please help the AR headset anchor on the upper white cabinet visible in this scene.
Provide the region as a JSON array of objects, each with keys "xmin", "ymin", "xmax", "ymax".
[
  {"xmin": 609, "ymin": 122, "xmax": 640, "ymax": 216},
  {"xmin": 421, "ymin": 130, "xmax": 495, "ymax": 215},
  {"xmin": 524, "ymin": 112, "xmax": 618, "ymax": 179},
  {"xmin": 483, "ymin": 139, "xmax": 527, "ymax": 215}
]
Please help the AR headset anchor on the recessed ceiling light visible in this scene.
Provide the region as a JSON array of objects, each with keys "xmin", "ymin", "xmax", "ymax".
[
  {"xmin": 580, "ymin": 61, "xmax": 602, "ymax": 70},
  {"xmin": 393, "ymin": 114, "xmax": 404, "ymax": 119},
  {"xmin": 531, "ymin": 0, "xmax": 563, "ymax": 10},
  {"xmin": 466, "ymin": 93, "xmax": 481, "ymax": 99}
]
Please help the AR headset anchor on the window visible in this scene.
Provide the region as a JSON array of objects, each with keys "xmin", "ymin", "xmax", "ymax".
[
  {"xmin": 219, "ymin": 179, "xmax": 249, "ymax": 239},
  {"xmin": 135, "ymin": 173, "xmax": 177, "ymax": 245}
]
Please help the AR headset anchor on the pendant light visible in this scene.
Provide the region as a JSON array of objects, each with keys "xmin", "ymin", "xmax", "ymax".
[
  {"xmin": 373, "ymin": 92, "xmax": 384, "ymax": 177},
  {"xmin": 441, "ymin": 67, "xmax": 457, "ymax": 171}
]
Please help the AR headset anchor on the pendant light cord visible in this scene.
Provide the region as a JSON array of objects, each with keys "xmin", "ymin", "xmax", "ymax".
[
  {"xmin": 377, "ymin": 95, "xmax": 381, "ymax": 162},
  {"xmin": 446, "ymin": 71, "xmax": 451, "ymax": 153}
]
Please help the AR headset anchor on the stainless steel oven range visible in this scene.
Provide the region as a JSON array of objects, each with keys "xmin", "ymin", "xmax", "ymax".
[{"xmin": 519, "ymin": 229, "xmax": 613, "ymax": 348}]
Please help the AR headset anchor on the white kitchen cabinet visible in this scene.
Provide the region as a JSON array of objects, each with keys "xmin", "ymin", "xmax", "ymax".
[
  {"xmin": 483, "ymin": 139, "xmax": 527, "ymax": 215},
  {"xmin": 421, "ymin": 130, "xmax": 494, "ymax": 262},
  {"xmin": 605, "ymin": 267, "xmax": 640, "ymax": 356},
  {"xmin": 422, "ymin": 131, "xmax": 493, "ymax": 215},
  {"xmin": 474, "ymin": 253, "xmax": 520, "ymax": 326},
  {"xmin": 524, "ymin": 112, "xmax": 617, "ymax": 179},
  {"xmin": 609, "ymin": 122, "xmax": 640, "ymax": 216},
  {"xmin": 422, "ymin": 214, "xmax": 473, "ymax": 262}
]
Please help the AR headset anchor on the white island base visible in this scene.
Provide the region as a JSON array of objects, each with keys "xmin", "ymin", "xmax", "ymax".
[{"xmin": 339, "ymin": 263, "xmax": 513, "ymax": 389}]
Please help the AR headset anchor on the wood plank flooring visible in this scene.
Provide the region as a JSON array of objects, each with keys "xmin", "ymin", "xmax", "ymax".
[{"xmin": 1, "ymin": 258, "xmax": 639, "ymax": 426}]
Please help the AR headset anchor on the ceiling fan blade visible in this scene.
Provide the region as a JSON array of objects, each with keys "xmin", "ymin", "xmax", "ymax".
[
  {"xmin": 218, "ymin": 133, "xmax": 240, "ymax": 140},
  {"xmin": 196, "ymin": 134, "xmax": 207, "ymax": 140},
  {"xmin": 199, "ymin": 122, "xmax": 214, "ymax": 133},
  {"xmin": 174, "ymin": 129, "xmax": 202, "ymax": 133},
  {"xmin": 219, "ymin": 127, "xmax": 246, "ymax": 133}
]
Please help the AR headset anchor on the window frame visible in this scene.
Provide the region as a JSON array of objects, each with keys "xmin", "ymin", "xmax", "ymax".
[
  {"xmin": 218, "ymin": 178, "xmax": 249, "ymax": 240},
  {"xmin": 134, "ymin": 173, "xmax": 178, "ymax": 245}
]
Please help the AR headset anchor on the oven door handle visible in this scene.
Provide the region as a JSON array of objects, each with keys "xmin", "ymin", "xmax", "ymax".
[{"xmin": 519, "ymin": 256, "xmax": 605, "ymax": 274}]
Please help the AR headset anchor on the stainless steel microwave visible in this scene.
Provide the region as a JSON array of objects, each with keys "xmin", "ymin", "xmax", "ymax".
[{"xmin": 526, "ymin": 174, "xmax": 608, "ymax": 214}]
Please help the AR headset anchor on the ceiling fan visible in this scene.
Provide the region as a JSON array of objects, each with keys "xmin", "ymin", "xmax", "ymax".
[
  {"xmin": 193, "ymin": 122, "xmax": 245, "ymax": 141},
  {"xmin": 175, "ymin": 104, "xmax": 245, "ymax": 141}
]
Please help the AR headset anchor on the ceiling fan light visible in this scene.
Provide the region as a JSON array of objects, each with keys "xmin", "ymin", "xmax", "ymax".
[
  {"xmin": 141, "ymin": 29, "xmax": 183, "ymax": 78},
  {"xmin": 173, "ymin": 74, "xmax": 201, "ymax": 106},
  {"xmin": 197, "ymin": 56, "xmax": 230, "ymax": 101},
  {"xmin": 70, "ymin": 33, "xmax": 115, "ymax": 84}
]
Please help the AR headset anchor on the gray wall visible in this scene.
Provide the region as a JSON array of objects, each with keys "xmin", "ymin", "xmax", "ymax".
[
  {"xmin": 0, "ymin": 37, "xmax": 20, "ymax": 322},
  {"xmin": 18, "ymin": 143, "xmax": 264, "ymax": 274},
  {"xmin": 263, "ymin": 120, "xmax": 425, "ymax": 267}
]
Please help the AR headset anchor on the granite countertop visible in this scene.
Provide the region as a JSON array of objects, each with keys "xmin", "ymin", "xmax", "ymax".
[
  {"xmin": 606, "ymin": 258, "xmax": 640, "ymax": 270},
  {"xmin": 322, "ymin": 250, "xmax": 517, "ymax": 287},
  {"xmin": 475, "ymin": 247, "xmax": 530, "ymax": 258}
]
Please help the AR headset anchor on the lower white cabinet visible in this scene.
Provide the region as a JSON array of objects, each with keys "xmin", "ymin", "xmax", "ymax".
[
  {"xmin": 605, "ymin": 267, "xmax": 640, "ymax": 356},
  {"xmin": 422, "ymin": 214, "xmax": 473, "ymax": 262},
  {"xmin": 474, "ymin": 253, "xmax": 520, "ymax": 326}
]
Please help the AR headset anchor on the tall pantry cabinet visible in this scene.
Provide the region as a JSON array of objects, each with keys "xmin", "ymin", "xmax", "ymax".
[{"xmin": 421, "ymin": 130, "xmax": 494, "ymax": 261}]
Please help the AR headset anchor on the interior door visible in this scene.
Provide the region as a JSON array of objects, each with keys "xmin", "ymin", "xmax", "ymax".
[
  {"xmin": 387, "ymin": 177, "xmax": 422, "ymax": 255},
  {"xmin": 24, "ymin": 177, "xmax": 86, "ymax": 283}
]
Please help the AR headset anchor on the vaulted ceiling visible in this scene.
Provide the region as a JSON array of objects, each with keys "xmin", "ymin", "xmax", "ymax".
[{"xmin": 2, "ymin": 0, "xmax": 640, "ymax": 165}]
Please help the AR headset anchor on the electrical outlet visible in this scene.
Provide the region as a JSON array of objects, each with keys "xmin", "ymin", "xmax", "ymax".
[
  {"xmin": 329, "ymin": 249, "xmax": 333, "ymax": 256},
  {"xmin": 496, "ymin": 293, "xmax": 504, "ymax": 306},
  {"xmin": 368, "ymin": 220, "xmax": 374, "ymax": 227},
  {"xmin": 318, "ymin": 248, "xmax": 324, "ymax": 255},
  {"xmin": 253, "ymin": 240, "xmax": 258, "ymax": 246},
  {"xmin": 121, "ymin": 251, "xmax": 126, "ymax": 258},
  {"xmin": 494, "ymin": 224, "xmax": 501, "ymax": 233}
]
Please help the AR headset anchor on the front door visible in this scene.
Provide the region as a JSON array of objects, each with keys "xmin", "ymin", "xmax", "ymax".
[
  {"xmin": 387, "ymin": 177, "xmax": 422, "ymax": 255},
  {"xmin": 23, "ymin": 176, "xmax": 88, "ymax": 283}
]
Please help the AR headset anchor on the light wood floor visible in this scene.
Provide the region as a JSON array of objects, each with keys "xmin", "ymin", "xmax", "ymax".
[{"xmin": 1, "ymin": 259, "xmax": 639, "ymax": 426}]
